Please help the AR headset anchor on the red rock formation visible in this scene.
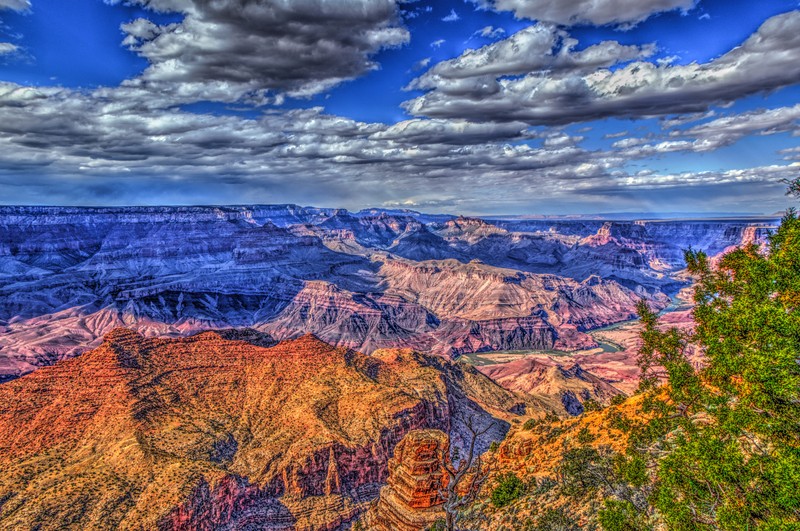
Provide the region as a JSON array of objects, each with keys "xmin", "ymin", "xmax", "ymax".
[
  {"xmin": 0, "ymin": 330, "xmax": 523, "ymax": 530},
  {"xmin": 363, "ymin": 429, "xmax": 449, "ymax": 531}
]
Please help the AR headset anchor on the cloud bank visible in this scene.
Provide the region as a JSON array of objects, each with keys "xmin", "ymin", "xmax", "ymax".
[
  {"xmin": 0, "ymin": 1, "xmax": 797, "ymax": 214},
  {"xmin": 405, "ymin": 12, "xmax": 800, "ymax": 126}
]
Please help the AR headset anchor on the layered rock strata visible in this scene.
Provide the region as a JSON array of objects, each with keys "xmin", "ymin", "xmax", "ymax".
[
  {"xmin": 0, "ymin": 206, "xmax": 773, "ymax": 380},
  {"xmin": 363, "ymin": 429, "xmax": 449, "ymax": 531}
]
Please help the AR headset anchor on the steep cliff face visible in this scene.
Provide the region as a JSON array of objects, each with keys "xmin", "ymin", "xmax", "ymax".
[
  {"xmin": 377, "ymin": 258, "xmax": 667, "ymax": 345},
  {"xmin": 363, "ymin": 430, "xmax": 449, "ymax": 531},
  {"xmin": 0, "ymin": 330, "xmax": 525, "ymax": 530}
]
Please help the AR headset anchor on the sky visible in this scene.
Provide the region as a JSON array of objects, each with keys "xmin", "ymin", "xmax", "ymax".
[{"xmin": 0, "ymin": 0, "xmax": 798, "ymax": 215}]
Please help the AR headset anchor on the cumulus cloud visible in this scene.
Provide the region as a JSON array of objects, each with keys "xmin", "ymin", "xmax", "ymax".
[
  {"xmin": 779, "ymin": 146, "xmax": 800, "ymax": 160},
  {"xmin": 473, "ymin": 26, "xmax": 505, "ymax": 39},
  {"xmin": 411, "ymin": 57, "xmax": 431, "ymax": 71},
  {"xmin": 680, "ymin": 105, "xmax": 800, "ymax": 149},
  {"xmin": 0, "ymin": 0, "xmax": 29, "ymax": 58},
  {"xmin": 615, "ymin": 105, "xmax": 800, "ymax": 157},
  {"xmin": 371, "ymin": 119, "xmax": 528, "ymax": 144},
  {"xmin": 405, "ymin": 11, "xmax": 800, "ymax": 126},
  {"xmin": 1, "ymin": 72, "xmax": 795, "ymax": 214},
  {"xmin": 0, "ymin": 80, "xmax": 594, "ymax": 208},
  {"xmin": 469, "ymin": 0, "xmax": 697, "ymax": 26},
  {"xmin": 113, "ymin": 0, "xmax": 410, "ymax": 103},
  {"xmin": 613, "ymin": 163, "xmax": 800, "ymax": 190},
  {"xmin": 408, "ymin": 23, "xmax": 653, "ymax": 92},
  {"xmin": 660, "ymin": 111, "xmax": 716, "ymax": 128}
]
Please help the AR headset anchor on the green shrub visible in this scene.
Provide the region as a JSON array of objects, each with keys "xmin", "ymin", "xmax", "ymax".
[
  {"xmin": 530, "ymin": 507, "xmax": 580, "ymax": 531},
  {"xmin": 583, "ymin": 398, "xmax": 603, "ymax": 412},
  {"xmin": 544, "ymin": 411, "xmax": 560, "ymax": 423},
  {"xmin": 598, "ymin": 499, "xmax": 652, "ymax": 531},
  {"xmin": 522, "ymin": 418, "xmax": 540, "ymax": 431},
  {"xmin": 533, "ymin": 476, "xmax": 557, "ymax": 495},
  {"xmin": 610, "ymin": 394, "xmax": 627, "ymax": 406},
  {"xmin": 576, "ymin": 427, "xmax": 595, "ymax": 444},
  {"xmin": 490, "ymin": 472, "xmax": 526, "ymax": 508}
]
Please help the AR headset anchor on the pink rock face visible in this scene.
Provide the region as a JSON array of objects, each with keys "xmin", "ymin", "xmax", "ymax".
[
  {"xmin": 387, "ymin": 430, "xmax": 449, "ymax": 509},
  {"xmin": 162, "ymin": 417, "xmax": 443, "ymax": 531},
  {"xmin": 162, "ymin": 477, "xmax": 297, "ymax": 531}
]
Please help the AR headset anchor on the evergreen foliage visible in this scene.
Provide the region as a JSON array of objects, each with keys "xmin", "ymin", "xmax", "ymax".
[
  {"xmin": 490, "ymin": 472, "xmax": 526, "ymax": 508},
  {"xmin": 627, "ymin": 181, "xmax": 800, "ymax": 529}
]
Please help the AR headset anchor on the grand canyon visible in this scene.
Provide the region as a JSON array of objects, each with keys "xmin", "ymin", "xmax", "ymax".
[
  {"xmin": 0, "ymin": 205, "xmax": 782, "ymax": 529},
  {"xmin": 2, "ymin": 1, "xmax": 799, "ymax": 528}
]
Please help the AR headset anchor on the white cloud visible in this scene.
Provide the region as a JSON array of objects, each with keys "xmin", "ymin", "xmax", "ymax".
[
  {"xmin": 405, "ymin": 11, "xmax": 800, "ymax": 126},
  {"xmin": 0, "ymin": 0, "xmax": 30, "ymax": 11},
  {"xmin": 115, "ymin": 0, "xmax": 410, "ymax": 104},
  {"xmin": 442, "ymin": 8, "xmax": 459, "ymax": 22},
  {"xmin": 0, "ymin": 0, "xmax": 795, "ymax": 215},
  {"xmin": 475, "ymin": 26, "xmax": 505, "ymax": 39},
  {"xmin": 411, "ymin": 57, "xmax": 431, "ymax": 71},
  {"xmin": 468, "ymin": 0, "xmax": 697, "ymax": 26},
  {"xmin": 617, "ymin": 105, "xmax": 800, "ymax": 157},
  {"xmin": 409, "ymin": 23, "xmax": 653, "ymax": 93}
]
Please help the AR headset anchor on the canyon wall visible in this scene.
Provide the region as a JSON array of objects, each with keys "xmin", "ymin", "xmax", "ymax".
[{"xmin": 0, "ymin": 206, "xmax": 775, "ymax": 380}]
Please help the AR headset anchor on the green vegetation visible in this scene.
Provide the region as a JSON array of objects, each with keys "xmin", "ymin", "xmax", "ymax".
[
  {"xmin": 576, "ymin": 426, "xmax": 595, "ymax": 444},
  {"xmin": 583, "ymin": 398, "xmax": 603, "ymax": 412},
  {"xmin": 522, "ymin": 418, "xmax": 540, "ymax": 431},
  {"xmin": 602, "ymin": 181, "xmax": 800, "ymax": 530},
  {"xmin": 609, "ymin": 394, "xmax": 627, "ymax": 407},
  {"xmin": 470, "ymin": 180, "xmax": 800, "ymax": 531},
  {"xmin": 490, "ymin": 472, "xmax": 526, "ymax": 508},
  {"xmin": 527, "ymin": 507, "xmax": 580, "ymax": 530}
]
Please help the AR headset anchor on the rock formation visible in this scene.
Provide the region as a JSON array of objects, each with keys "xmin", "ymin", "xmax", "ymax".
[
  {"xmin": 479, "ymin": 357, "xmax": 625, "ymax": 415},
  {"xmin": 363, "ymin": 430, "xmax": 449, "ymax": 531}
]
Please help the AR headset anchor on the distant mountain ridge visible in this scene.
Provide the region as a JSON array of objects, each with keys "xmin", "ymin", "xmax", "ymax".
[{"xmin": 0, "ymin": 205, "xmax": 776, "ymax": 382}]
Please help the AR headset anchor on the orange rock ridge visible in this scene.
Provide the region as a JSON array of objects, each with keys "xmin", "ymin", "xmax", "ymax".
[{"xmin": 0, "ymin": 329, "xmax": 526, "ymax": 530}]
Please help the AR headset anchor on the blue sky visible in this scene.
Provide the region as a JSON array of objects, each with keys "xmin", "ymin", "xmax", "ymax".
[{"xmin": 0, "ymin": 0, "xmax": 798, "ymax": 215}]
